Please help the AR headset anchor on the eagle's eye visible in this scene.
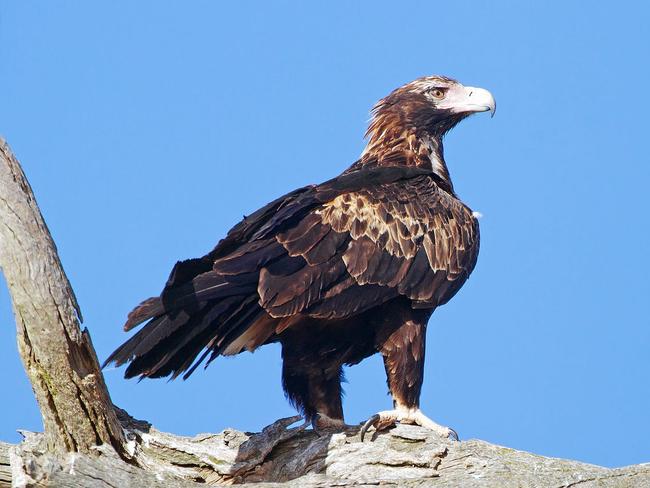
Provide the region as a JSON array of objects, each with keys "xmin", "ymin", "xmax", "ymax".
[{"xmin": 429, "ymin": 88, "xmax": 445, "ymax": 99}]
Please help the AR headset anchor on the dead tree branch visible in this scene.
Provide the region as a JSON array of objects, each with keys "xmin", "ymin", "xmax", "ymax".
[
  {"xmin": 0, "ymin": 138, "xmax": 126, "ymax": 456},
  {"xmin": 2, "ymin": 417, "xmax": 650, "ymax": 488}
]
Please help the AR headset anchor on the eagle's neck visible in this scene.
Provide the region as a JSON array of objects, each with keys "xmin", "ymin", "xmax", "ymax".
[{"xmin": 356, "ymin": 122, "xmax": 453, "ymax": 192}]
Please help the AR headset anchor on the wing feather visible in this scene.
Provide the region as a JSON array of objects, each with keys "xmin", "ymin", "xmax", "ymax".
[
  {"xmin": 108, "ymin": 166, "xmax": 463, "ymax": 380},
  {"xmin": 255, "ymin": 173, "xmax": 479, "ymax": 322},
  {"xmin": 310, "ymin": 174, "xmax": 479, "ymax": 310}
]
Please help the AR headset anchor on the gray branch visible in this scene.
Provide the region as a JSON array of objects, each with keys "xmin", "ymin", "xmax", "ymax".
[
  {"xmin": 2, "ymin": 414, "xmax": 650, "ymax": 487},
  {"xmin": 0, "ymin": 139, "xmax": 126, "ymax": 456}
]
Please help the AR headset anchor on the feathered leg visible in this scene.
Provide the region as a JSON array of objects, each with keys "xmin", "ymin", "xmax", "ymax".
[
  {"xmin": 281, "ymin": 346, "xmax": 345, "ymax": 430},
  {"xmin": 361, "ymin": 307, "xmax": 458, "ymax": 441}
]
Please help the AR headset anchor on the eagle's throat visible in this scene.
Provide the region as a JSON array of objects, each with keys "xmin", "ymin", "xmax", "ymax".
[{"xmin": 357, "ymin": 125, "xmax": 453, "ymax": 190}]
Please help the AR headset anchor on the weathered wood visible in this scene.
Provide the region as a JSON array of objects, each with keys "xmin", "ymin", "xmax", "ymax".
[
  {"xmin": 0, "ymin": 139, "xmax": 126, "ymax": 456},
  {"xmin": 0, "ymin": 441, "xmax": 11, "ymax": 488},
  {"xmin": 3, "ymin": 417, "xmax": 650, "ymax": 487}
]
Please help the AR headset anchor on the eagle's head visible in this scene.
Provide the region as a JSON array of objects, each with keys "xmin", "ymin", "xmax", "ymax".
[
  {"xmin": 371, "ymin": 75, "xmax": 496, "ymax": 137},
  {"xmin": 361, "ymin": 76, "xmax": 495, "ymax": 180}
]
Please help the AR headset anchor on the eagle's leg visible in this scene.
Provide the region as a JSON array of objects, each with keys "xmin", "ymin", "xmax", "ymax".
[
  {"xmin": 281, "ymin": 352, "xmax": 346, "ymax": 431},
  {"xmin": 361, "ymin": 308, "xmax": 458, "ymax": 441}
]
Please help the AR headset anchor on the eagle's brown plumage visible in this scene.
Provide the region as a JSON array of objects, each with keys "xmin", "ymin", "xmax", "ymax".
[{"xmin": 105, "ymin": 75, "xmax": 495, "ymax": 434}]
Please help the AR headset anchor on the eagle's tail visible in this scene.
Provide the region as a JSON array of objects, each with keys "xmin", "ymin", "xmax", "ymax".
[{"xmin": 103, "ymin": 257, "xmax": 277, "ymax": 380}]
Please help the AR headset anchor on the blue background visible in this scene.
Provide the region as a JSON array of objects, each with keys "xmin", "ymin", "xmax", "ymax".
[{"xmin": 1, "ymin": 1, "xmax": 648, "ymax": 468}]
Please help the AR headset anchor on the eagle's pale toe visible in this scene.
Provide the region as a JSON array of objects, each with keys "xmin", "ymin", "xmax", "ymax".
[
  {"xmin": 410, "ymin": 409, "xmax": 459, "ymax": 440},
  {"xmin": 360, "ymin": 407, "xmax": 458, "ymax": 441}
]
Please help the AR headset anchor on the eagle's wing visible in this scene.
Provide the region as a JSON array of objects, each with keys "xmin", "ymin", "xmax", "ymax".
[
  {"xmin": 253, "ymin": 173, "xmax": 479, "ymax": 321},
  {"xmin": 105, "ymin": 166, "xmax": 477, "ymax": 379}
]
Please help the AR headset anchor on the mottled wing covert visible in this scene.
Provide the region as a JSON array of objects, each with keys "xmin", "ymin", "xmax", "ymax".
[{"xmin": 257, "ymin": 174, "xmax": 479, "ymax": 320}]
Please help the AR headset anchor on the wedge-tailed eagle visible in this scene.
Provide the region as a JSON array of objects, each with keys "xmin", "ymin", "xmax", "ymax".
[{"xmin": 105, "ymin": 75, "xmax": 495, "ymax": 439}]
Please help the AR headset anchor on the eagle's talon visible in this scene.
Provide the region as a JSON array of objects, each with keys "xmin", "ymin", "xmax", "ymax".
[
  {"xmin": 360, "ymin": 411, "xmax": 401, "ymax": 441},
  {"xmin": 359, "ymin": 413, "xmax": 382, "ymax": 441}
]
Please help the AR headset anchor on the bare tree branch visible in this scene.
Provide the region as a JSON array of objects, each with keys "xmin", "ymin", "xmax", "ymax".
[
  {"xmin": 2, "ymin": 418, "xmax": 650, "ymax": 488},
  {"xmin": 0, "ymin": 138, "xmax": 126, "ymax": 456}
]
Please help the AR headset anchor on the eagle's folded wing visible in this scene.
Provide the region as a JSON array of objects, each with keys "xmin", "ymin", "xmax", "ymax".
[{"xmin": 254, "ymin": 174, "xmax": 480, "ymax": 320}]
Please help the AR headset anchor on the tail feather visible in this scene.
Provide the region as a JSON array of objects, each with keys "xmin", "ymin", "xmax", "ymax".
[
  {"xmin": 124, "ymin": 303, "xmax": 216, "ymax": 379},
  {"xmin": 104, "ymin": 310, "xmax": 195, "ymax": 371},
  {"xmin": 159, "ymin": 271, "xmax": 248, "ymax": 310},
  {"xmin": 165, "ymin": 257, "xmax": 215, "ymax": 288},
  {"xmin": 124, "ymin": 297, "xmax": 164, "ymax": 331},
  {"xmin": 122, "ymin": 257, "xmax": 237, "ymax": 332},
  {"xmin": 122, "ymin": 296, "xmax": 265, "ymax": 380},
  {"xmin": 106, "ymin": 271, "xmax": 265, "ymax": 379},
  {"xmin": 107, "ymin": 238, "xmax": 286, "ymax": 381},
  {"xmin": 122, "ymin": 270, "xmax": 232, "ymax": 333},
  {"xmin": 206, "ymin": 296, "xmax": 264, "ymax": 361},
  {"xmin": 180, "ymin": 297, "xmax": 267, "ymax": 379},
  {"xmin": 133, "ymin": 297, "xmax": 242, "ymax": 378}
]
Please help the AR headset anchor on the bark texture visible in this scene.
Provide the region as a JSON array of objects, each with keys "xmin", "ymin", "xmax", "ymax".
[
  {"xmin": 0, "ymin": 138, "xmax": 126, "ymax": 456},
  {"xmin": 2, "ymin": 415, "xmax": 650, "ymax": 488},
  {"xmin": 0, "ymin": 442, "xmax": 11, "ymax": 487}
]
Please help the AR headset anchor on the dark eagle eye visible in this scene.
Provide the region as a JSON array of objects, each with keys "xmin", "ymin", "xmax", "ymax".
[{"xmin": 429, "ymin": 88, "xmax": 445, "ymax": 99}]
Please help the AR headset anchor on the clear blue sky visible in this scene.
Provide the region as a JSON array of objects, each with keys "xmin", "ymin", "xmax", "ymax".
[{"xmin": 1, "ymin": 1, "xmax": 648, "ymax": 468}]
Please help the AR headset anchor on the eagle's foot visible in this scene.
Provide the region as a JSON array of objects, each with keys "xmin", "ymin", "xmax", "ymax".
[
  {"xmin": 312, "ymin": 413, "xmax": 348, "ymax": 434},
  {"xmin": 359, "ymin": 407, "xmax": 459, "ymax": 441}
]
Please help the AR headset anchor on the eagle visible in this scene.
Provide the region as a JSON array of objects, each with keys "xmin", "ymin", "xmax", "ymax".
[{"xmin": 105, "ymin": 75, "xmax": 495, "ymax": 440}]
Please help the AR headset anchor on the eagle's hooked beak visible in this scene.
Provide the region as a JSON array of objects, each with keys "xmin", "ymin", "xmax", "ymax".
[
  {"xmin": 441, "ymin": 85, "xmax": 496, "ymax": 118},
  {"xmin": 458, "ymin": 86, "xmax": 496, "ymax": 117}
]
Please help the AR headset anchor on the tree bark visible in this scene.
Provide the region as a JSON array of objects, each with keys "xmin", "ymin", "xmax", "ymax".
[
  {"xmin": 0, "ymin": 138, "xmax": 126, "ymax": 456},
  {"xmin": 2, "ymin": 415, "xmax": 650, "ymax": 488}
]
